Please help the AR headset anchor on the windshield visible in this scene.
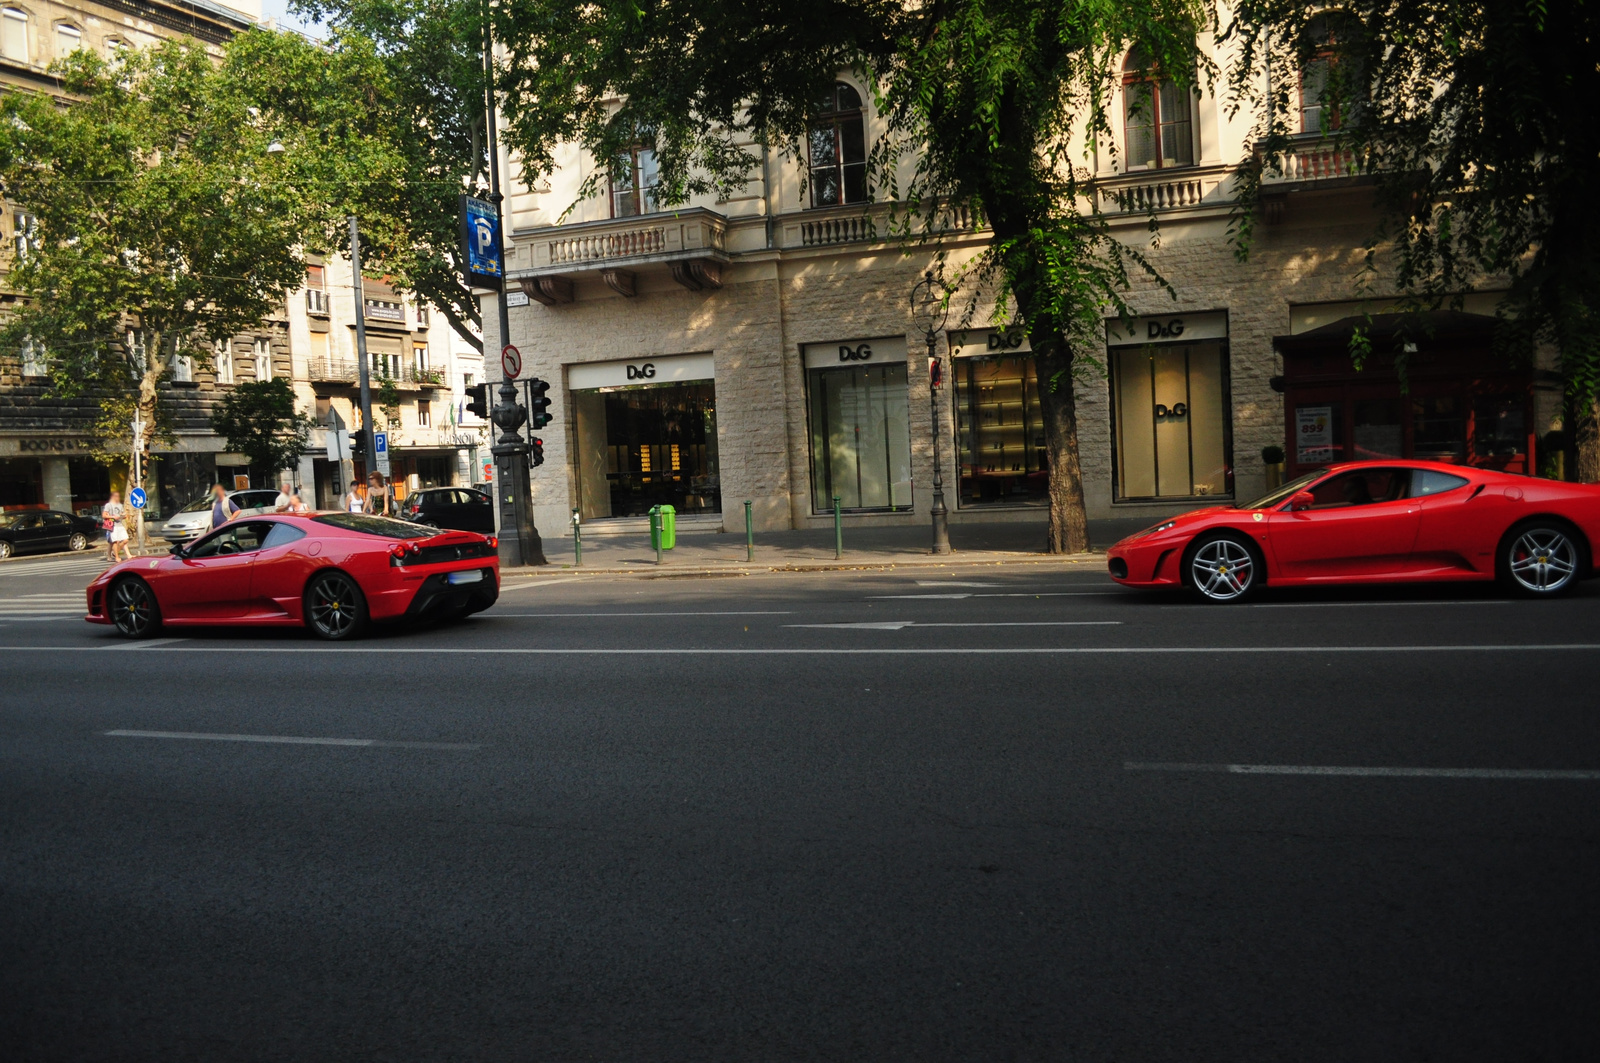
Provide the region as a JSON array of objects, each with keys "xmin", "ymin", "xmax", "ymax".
[
  {"xmin": 1234, "ymin": 469, "xmax": 1327, "ymax": 510},
  {"xmin": 0, "ymin": 513, "xmax": 15, "ymax": 527},
  {"xmin": 312, "ymin": 513, "xmax": 432, "ymax": 539}
]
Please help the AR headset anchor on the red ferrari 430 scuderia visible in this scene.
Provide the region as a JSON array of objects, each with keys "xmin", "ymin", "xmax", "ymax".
[
  {"xmin": 86, "ymin": 513, "xmax": 500, "ymax": 639},
  {"xmin": 1106, "ymin": 460, "xmax": 1600, "ymax": 603}
]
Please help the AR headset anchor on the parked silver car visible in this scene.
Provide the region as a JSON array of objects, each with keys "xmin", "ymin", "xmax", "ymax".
[{"xmin": 159, "ymin": 489, "xmax": 281, "ymax": 543}]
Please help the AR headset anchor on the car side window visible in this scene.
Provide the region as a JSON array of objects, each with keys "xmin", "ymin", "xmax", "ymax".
[
  {"xmin": 1408, "ymin": 470, "xmax": 1471, "ymax": 497},
  {"xmin": 1307, "ymin": 469, "xmax": 1409, "ymax": 509},
  {"xmin": 465, "ymin": 490, "xmax": 488, "ymax": 505},
  {"xmin": 262, "ymin": 523, "xmax": 307, "ymax": 550},
  {"xmin": 188, "ymin": 521, "xmax": 276, "ymax": 558},
  {"xmin": 15, "ymin": 515, "xmax": 42, "ymax": 530},
  {"xmin": 45, "ymin": 513, "xmax": 70, "ymax": 526}
]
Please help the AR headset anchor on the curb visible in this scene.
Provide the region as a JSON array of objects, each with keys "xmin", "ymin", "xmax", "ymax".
[{"xmin": 502, "ymin": 553, "xmax": 1107, "ymax": 580}]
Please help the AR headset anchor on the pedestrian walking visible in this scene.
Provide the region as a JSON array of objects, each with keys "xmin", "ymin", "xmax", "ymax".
[
  {"xmin": 364, "ymin": 473, "xmax": 390, "ymax": 517},
  {"xmin": 287, "ymin": 494, "xmax": 310, "ymax": 514},
  {"xmin": 210, "ymin": 483, "xmax": 239, "ymax": 531},
  {"xmin": 344, "ymin": 481, "xmax": 365, "ymax": 514},
  {"xmin": 101, "ymin": 491, "xmax": 129, "ymax": 562},
  {"xmin": 274, "ymin": 482, "xmax": 295, "ymax": 513}
]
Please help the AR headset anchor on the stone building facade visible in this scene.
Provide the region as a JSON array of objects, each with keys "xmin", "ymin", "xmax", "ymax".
[{"xmin": 487, "ymin": 36, "xmax": 1557, "ymax": 541}]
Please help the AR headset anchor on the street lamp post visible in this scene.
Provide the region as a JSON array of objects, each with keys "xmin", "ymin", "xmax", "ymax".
[{"xmin": 911, "ymin": 269, "xmax": 952, "ymax": 555}]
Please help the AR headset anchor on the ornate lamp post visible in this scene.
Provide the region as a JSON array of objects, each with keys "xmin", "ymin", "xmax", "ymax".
[{"xmin": 911, "ymin": 269, "xmax": 952, "ymax": 555}]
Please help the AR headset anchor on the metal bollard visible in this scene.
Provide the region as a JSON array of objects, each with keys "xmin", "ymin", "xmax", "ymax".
[
  {"xmin": 833, "ymin": 494, "xmax": 843, "ymax": 559},
  {"xmin": 744, "ymin": 500, "xmax": 754, "ymax": 562},
  {"xmin": 571, "ymin": 509, "xmax": 582, "ymax": 566},
  {"xmin": 650, "ymin": 505, "xmax": 663, "ymax": 565}
]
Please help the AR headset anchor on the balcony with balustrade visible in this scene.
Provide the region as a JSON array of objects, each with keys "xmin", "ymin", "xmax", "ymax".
[
  {"xmin": 512, "ymin": 207, "xmax": 730, "ymax": 303},
  {"xmin": 1093, "ymin": 164, "xmax": 1235, "ymax": 218}
]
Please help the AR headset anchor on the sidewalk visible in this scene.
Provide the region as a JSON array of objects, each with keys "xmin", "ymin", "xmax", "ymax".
[{"xmin": 503, "ymin": 516, "xmax": 1154, "ymax": 577}]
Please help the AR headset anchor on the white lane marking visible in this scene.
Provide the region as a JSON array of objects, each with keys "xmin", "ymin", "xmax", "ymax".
[
  {"xmin": 915, "ymin": 581, "xmax": 1000, "ymax": 588},
  {"xmin": 497, "ymin": 577, "xmax": 598, "ymax": 592},
  {"xmin": 787, "ymin": 621, "xmax": 1123, "ymax": 630},
  {"xmin": 10, "ymin": 643, "xmax": 1600, "ymax": 656},
  {"xmin": 1163, "ymin": 600, "xmax": 1511, "ymax": 610},
  {"xmin": 1125, "ymin": 761, "xmax": 1600, "ymax": 780},
  {"xmin": 104, "ymin": 729, "xmax": 479, "ymax": 750},
  {"xmin": 107, "ymin": 638, "xmax": 187, "ymax": 649},
  {"xmin": 869, "ymin": 592, "xmax": 1120, "ymax": 600},
  {"xmin": 487, "ymin": 610, "xmax": 793, "ymax": 617}
]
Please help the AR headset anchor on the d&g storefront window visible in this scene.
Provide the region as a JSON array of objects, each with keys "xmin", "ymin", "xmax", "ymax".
[
  {"xmin": 1107, "ymin": 312, "xmax": 1233, "ymax": 501},
  {"xmin": 804, "ymin": 338, "xmax": 912, "ymax": 511},
  {"xmin": 949, "ymin": 329, "xmax": 1047, "ymax": 507}
]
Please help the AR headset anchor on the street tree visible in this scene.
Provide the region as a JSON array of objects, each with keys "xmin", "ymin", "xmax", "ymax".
[
  {"xmin": 0, "ymin": 42, "xmax": 309, "ymax": 536},
  {"xmin": 209, "ymin": 377, "xmax": 318, "ymax": 483},
  {"xmin": 490, "ymin": 0, "xmax": 1208, "ymax": 552},
  {"xmin": 1223, "ymin": 0, "xmax": 1600, "ymax": 479}
]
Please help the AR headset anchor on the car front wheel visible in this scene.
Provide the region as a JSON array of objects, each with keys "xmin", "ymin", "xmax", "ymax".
[
  {"xmin": 304, "ymin": 571, "xmax": 369, "ymax": 640},
  {"xmin": 1185, "ymin": 533, "xmax": 1263, "ymax": 603},
  {"xmin": 0, "ymin": 540, "xmax": 11, "ymax": 560},
  {"xmin": 1501, "ymin": 521, "xmax": 1584, "ymax": 597},
  {"xmin": 110, "ymin": 577, "xmax": 162, "ymax": 638}
]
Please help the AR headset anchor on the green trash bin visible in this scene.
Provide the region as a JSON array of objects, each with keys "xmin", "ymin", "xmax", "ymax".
[{"xmin": 649, "ymin": 504, "xmax": 676, "ymax": 552}]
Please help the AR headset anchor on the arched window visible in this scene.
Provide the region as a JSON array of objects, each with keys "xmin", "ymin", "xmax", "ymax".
[
  {"xmin": 54, "ymin": 20, "xmax": 79, "ymax": 58},
  {"xmin": 1299, "ymin": 13, "xmax": 1361, "ymax": 134},
  {"xmin": 1, "ymin": 8, "xmax": 29, "ymax": 64},
  {"xmin": 809, "ymin": 82, "xmax": 866, "ymax": 207},
  {"xmin": 1122, "ymin": 48, "xmax": 1193, "ymax": 170}
]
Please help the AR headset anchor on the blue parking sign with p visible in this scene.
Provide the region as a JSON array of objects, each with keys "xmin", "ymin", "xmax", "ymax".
[
  {"xmin": 459, "ymin": 195, "xmax": 503, "ymax": 289},
  {"xmin": 129, "ymin": 487, "xmax": 147, "ymax": 509},
  {"xmin": 374, "ymin": 433, "xmax": 387, "ymax": 454}
]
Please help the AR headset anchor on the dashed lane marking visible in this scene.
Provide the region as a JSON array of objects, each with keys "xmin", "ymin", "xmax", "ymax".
[
  {"xmin": 1125, "ymin": 761, "xmax": 1600, "ymax": 780},
  {"xmin": 104, "ymin": 729, "xmax": 478, "ymax": 750}
]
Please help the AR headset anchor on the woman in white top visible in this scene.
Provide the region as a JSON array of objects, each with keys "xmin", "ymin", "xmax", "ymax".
[
  {"xmin": 344, "ymin": 483, "xmax": 365, "ymax": 514},
  {"xmin": 102, "ymin": 492, "xmax": 130, "ymax": 562}
]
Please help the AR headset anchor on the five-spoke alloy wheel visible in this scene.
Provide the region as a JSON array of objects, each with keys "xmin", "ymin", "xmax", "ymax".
[
  {"xmin": 1502, "ymin": 522, "xmax": 1582, "ymax": 596},
  {"xmin": 1186, "ymin": 533, "xmax": 1261, "ymax": 603},
  {"xmin": 110, "ymin": 577, "xmax": 161, "ymax": 638},
  {"xmin": 305, "ymin": 571, "xmax": 369, "ymax": 640}
]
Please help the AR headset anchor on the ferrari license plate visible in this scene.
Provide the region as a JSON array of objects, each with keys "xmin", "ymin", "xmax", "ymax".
[{"xmin": 446, "ymin": 569, "xmax": 485, "ymax": 585}]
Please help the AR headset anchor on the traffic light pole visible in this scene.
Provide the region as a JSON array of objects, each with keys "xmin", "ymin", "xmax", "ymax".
[
  {"xmin": 483, "ymin": 3, "xmax": 545, "ymax": 567},
  {"xmin": 349, "ymin": 216, "xmax": 377, "ymax": 475}
]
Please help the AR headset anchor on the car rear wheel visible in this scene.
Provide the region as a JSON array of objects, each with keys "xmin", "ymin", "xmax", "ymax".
[
  {"xmin": 68, "ymin": 532, "xmax": 89, "ymax": 551},
  {"xmin": 1185, "ymin": 533, "xmax": 1262, "ymax": 603},
  {"xmin": 304, "ymin": 571, "xmax": 369, "ymax": 640},
  {"xmin": 0, "ymin": 540, "xmax": 11, "ymax": 560},
  {"xmin": 1501, "ymin": 521, "xmax": 1584, "ymax": 597},
  {"xmin": 110, "ymin": 577, "xmax": 162, "ymax": 638}
]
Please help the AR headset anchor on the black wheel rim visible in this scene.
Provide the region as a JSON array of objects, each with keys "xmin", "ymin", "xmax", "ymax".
[
  {"xmin": 112, "ymin": 580, "xmax": 154, "ymax": 636},
  {"xmin": 309, "ymin": 575, "xmax": 358, "ymax": 637}
]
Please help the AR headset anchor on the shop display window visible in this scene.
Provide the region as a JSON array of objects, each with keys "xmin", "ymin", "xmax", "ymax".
[
  {"xmin": 1352, "ymin": 399, "xmax": 1403, "ymax": 460},
  {"xmin": 1111, "ymin": 341, "xmax": 1232, "ymax": 501},
  {"xmin": 954, "ymin": 355, "xmax": 1047, "ymax": 506},
  {"xmin": 1411, "ymin": 395, "xmax": 1466, "ymax": 462},
  {"xmin": 808, "ymin": 363, "xmax": 912, "ymax": 511},
  {"xmin": 573, "ymin": 381, "xmax": 720, "ymax": 518}
]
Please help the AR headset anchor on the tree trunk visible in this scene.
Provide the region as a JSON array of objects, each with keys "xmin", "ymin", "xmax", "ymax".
[
  {"xmin": 1032, "ymin": 335, "xmax": 1091, "ymax": 554},
  {"xmin": 132, "ymin": 332, "xmax": 169, "ymax": 554},
  {"xmin": 1576, "ymin": 395, "xmax": 1600, "ymax": 483}
]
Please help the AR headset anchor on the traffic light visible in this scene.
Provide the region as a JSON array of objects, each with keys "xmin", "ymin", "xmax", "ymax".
[
  {"xmin": 528, "ymin": 377, "xmax": 553, "ymax": 428},
  {"xmin": 465, "ymin": 382, "xmax": 488, "ymax": 420},
  {"xmin": 350, "ymin": 433, "xmax": 366, "ymax": 458},
  {"xmin": 529, "ymin": 436, "xmax": 545, "ymax": 467}
]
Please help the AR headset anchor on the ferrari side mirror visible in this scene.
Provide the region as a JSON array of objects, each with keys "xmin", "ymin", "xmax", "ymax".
[
  {"xmin": 1289, "ymin": 491, "xmax": 1315, "ymax": 511},
  {"xmin": 169, "ymin": 543, "xmax": 186, "ymax": 557}
]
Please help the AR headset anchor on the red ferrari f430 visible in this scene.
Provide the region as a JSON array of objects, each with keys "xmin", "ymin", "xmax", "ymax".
[
  {"xmin": 1107, "ymin": 461, "xmax": 1600, "ymax": 602},
  {"xmin": 86, "ymin": 513, "xmax": 500, "ymax": 639}
]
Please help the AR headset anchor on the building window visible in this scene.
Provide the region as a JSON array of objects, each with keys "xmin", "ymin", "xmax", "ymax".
[
  {"xmin": 104, "ymin": 36, "xmax": 125, "ymax": 64},
  {"xmin": 809, "ymin": 82, "xmax": 867, "ymax": 207},
  {"xmin": 1111, "ymin": 340, "xmax": 1232, "ymax": 500},
  {"xmin": 610, "ymin": 146, "xmax": 659, "ymax": 218},
  {"xmin": 463, "ymin": 372, "xmax": 474, "ymax": 391},
  {"xmin": 954, "ymin": 346, "xmax": 1048, "ymax": 507},
  {"xmin": 1122, "ymin": 48, "xmax": 1194, "ymax": 170},
  {"xmin": 807, "ymin": 347, "xmax": 912, "ymax": 511},
  {"xmin": 12, "ymin": 210, "xmax": 38, "ymax": 258},
  {"xmin": 417, "ymin": 399, "xmax": 431, "ymax": 427},
  {"xmin": 20, "ymin": 335, "xmax": 47, "ymax": 378},
  {"xmin": 416, "ymin": 305, "xmax": 429, "ymax": 327},
  {"xmin": 253, "ymin": 337, "xmax": 271, "ymax": 380},
  {"xmin": 172, "ymin": 341, "xmax": 193, "ymax": 383},
  {"xmin": 125, "ymin": 330, "xmax": 147, "ymax": 373},
  {"xmin": 1, "ymin": 9, "xmax": 29, "ymax": 64},
  {"xmin": 412, "ymin": 343, "xmax": 429, "ymax": 375},
  {"xmin": 307, "ymin": 264, "xmax": 324, "ymax": 288},
  {"xmin": 54, "ymin": 21, "xmax": 80, "ymax": 58},
  {"xmin": 1298, "ymin": 14, "xmax": 1361, "ymax": 135},
  {"xmin": 215, "ymin": 339, "xmax": 234, "ymax": 385}
]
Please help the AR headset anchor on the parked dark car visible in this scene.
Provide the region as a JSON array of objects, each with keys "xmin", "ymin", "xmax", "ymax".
[
  {"xmin": 400, "ymin": 488, "xmax": 495, "ymax": 533},
  {"xmin": 0, "ymin": 509, "xmax": 102, "ymax": 560}
]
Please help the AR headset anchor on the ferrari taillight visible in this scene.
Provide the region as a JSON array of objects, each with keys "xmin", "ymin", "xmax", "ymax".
[
  {"xmin": 487, "ymin": 536, "xmax": 497, "ymax": 550},
  {"xmin": 389, "ymin": 541, "xmax": 423, "ymax": 567}
]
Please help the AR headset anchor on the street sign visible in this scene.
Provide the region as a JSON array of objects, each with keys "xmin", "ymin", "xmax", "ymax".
[
  {"xmin": 129, "ymin": 487, "xmax": 146, "ymax": 509},
  {"xmin": 501, "ymin": 344, "xmax": 522, "ymax": 380},
  {"xmin": 458, "ymin": 195, "xmax": 503, "ymax": 290},
  {"xmin": 483, "ymin": 462, "xmax": 493, "ymax": 481},
  {"xmin": 374, "ymin": 432, "xmax": 390, "ymax": 475}
]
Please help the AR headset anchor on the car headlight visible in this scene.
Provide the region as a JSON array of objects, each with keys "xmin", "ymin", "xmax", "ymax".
[{"xmin": 1145, "ymin": 520, "xmax": 1177, "ymax": 536}]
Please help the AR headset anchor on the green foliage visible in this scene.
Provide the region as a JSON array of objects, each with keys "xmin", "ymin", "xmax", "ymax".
[
  {"xmin": 1223, "ymin": 0, "xmax": 1600, "ymax": 410},
  {"xmin": 209, "ymin": 378, "xmax": 317, "ymax": 474},
  {"xmin": 376, "ymin": 373, "xmax": 402, "ymax": 428}
]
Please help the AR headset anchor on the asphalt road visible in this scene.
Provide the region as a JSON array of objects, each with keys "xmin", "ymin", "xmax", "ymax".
[{"xmin": 2, "ymin": 554, "xmax": 1597, "ymax": 1060}]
